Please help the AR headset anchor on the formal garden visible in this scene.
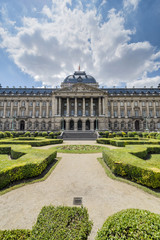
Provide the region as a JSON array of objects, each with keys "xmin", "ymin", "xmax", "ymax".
[{"xmin": 0, "ymin": 130, "xmax": 160, "ymax": 239}]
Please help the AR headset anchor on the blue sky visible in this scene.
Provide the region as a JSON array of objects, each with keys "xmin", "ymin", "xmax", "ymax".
[{"xmin": 0, "ymin": 0, "xmax": 160, "ymax": 88}]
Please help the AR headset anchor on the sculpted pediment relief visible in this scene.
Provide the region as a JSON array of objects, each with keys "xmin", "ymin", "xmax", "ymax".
[{"xmin": 56, "ymin": 83, "xmax": 104, "ymax": 93}]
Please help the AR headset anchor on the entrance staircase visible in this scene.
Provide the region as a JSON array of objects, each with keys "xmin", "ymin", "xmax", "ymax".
[{"xmin": 62, "ymin": 131, "xmax": 98, "ymax": 140}]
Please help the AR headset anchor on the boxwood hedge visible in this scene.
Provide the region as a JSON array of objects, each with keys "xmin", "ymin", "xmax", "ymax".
[
  {"xmin": 96, "ymin": 209, "xmax": 160, "ymax": 240},
  {"xmin": 0, "ymin": 138, "xmax": 63, "ymax": 146},
  {"xmin": 0, "ymin": 229, "xmax": 31, "ymax": 240},
  {"xmin": 102, "ymin": 145, "xmax": 160, "ymax": 188},
  {"xmin": 31, "ymin": 206, "xmax": 92, "ymax": 240},
  {"xmin": 0, "ymin": 145, "xmax": 57, "ymax": 190}
]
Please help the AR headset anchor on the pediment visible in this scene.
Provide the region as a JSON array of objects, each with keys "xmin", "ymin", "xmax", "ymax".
[{"xmin": 56, "ymin": 83, "xmax": 104, "ymax": 93}]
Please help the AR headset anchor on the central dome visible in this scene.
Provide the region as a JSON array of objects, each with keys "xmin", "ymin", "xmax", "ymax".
[{"xmin": 61, "ymin": 70, "xmax": 98, "ymax": 88}]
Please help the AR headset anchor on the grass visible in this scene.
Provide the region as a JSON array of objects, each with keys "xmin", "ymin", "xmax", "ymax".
[
  {"xmin": 49, "ymin": 145, "xmax": 107, "ymax": 153},
  {"xmin": 98, "ymin": 157, "xmax": 160, "ymax": 198}
]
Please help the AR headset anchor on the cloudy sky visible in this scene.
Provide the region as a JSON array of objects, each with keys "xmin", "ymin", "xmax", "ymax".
[{"xmin": 0, "ymin": 0, "xmax": 160, "ymax": 88}]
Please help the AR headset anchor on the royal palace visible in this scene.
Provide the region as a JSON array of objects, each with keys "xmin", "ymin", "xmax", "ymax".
[{"xmin": 0, "ymin": 70, "xmax": 160, "ymax": 132}]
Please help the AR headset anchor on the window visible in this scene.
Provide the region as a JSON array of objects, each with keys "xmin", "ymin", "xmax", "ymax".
[
  {"xmin": 156, "ymin": 110, "xmax": 159, "ymax": 117},
  {"xmin": 35, "ymin": 122, "xmax": 39, "ymax": 129},
  {"xmin": 14, "ymin": 101, "xmax": 18, "ymax": 107},
  {"xmin": 127, "ymin": 110, "xmax": 131, "ymax": 117},
  {"xmin": 135, "ymin": 110, "xmax": 139, "ymax": 117},
  {"xmin": 0, "ymin": 101, "xmax": 4, "ymax": 107},
  {"xmin": 121, "ymin": 122, "xmax": 125, "ymax": 129},
  {"xmin": 149, "ymin": 110, "xmax": 153, "ymax": 117},
  {"xmin": 29, "ymin": 110, "xmax": 33, "ymax": 117},
  {"xmin": 85, "ymin": 110, "xmax": 89, "ymax": 116},
  {"xmin": 120, "ymin": 110, "xmax": 124, "ymax": 117},
  {"xmin": 63, "ymin": 110, "xmax": 66, "ymax": 116},
  {"xmin": 21, "ymin": 110, "xmax": 25, "ymax": 117},
  {"xmin": 7, "ymin": 110, "xmax": 10, "ymax": 117},
  {"xmin": 142, "ymin": 102, "xmax": 145, "ymax": 107},
  {"xmin": 108, "ymin": 111, "xmax": 111, "ymax": 117},
  {"xmin": 49, "ymin": 110, "xmax": 52, "ymax": 117},
  {"xmin": 41, "ymin": 122, "xmax": 46, "ymax": 130},
  {"xmin": 157, "ymin": 122, "xmax": 160, "ymax": 129},
  {"xmin": 36, "ymin": 101, "xmax": 40, "ymax": 107},
  {"xmin": 42, "ymin": 101, "xmax": 46, "ymax": 106},
  {"xmin": 22, "ymin": 101, "xmax": 25, "ymax": 107},
  {"xmin": 113, "ymin": 102, "xmax": 117, "ymax": 106},
  {"xmin": 71, "ymin": 102, "xmax": 74, "ymax": 107},
  {"xmin": 114, "ymin": 110, "xmax": 117, "ymax": 117},
  {"xmin": 156, "ymin": 102, "xmax": 159, "ymax": 107},
  {"xmin": 36, "ymin": 110, "xmax": 39, "ymax": 117},
  {"xmin": 28, "ymin": 122, "xmax": 32, "ymax": 129},
  {"xmin": 64, "ymin": 102, "xmax": 67, "ymax": 107},
  {"xmin": 13, "ymin": 110, "xmax": 17, "ymax": 117},
  {"xmin": 49, "ymin": 101, "xmax": 52, "ymax": 106},
  {"xmin": 78, "ymin": 102, "xmax": 82, "ymax": 107},
  {"xmin": 149, "ymin": 102, "xmax": 152, "ymax": 107},
  {"xmin": 85, "ymin": 102, "xmax": 89, "ymax": 107},
  {"xmin": 0, "ymin": 110, "xmax": 3, "ymax": 117},
  {"xmin": 114, "ymin": 122, "xmax": 118, "ymax": 129},
  {"xmin": 29, "ymin": 101, "xmax": 33, "ymax": 107},
  {"xmin": 7, "ymin": 101, "xmax": 11, "ymax": 107},
  {"xmin": 134, "ymin": 101, "xmax": 138, "ymax": 107},
  {"xmin": 42, "ymin": 110, "xmax": 46, "ymax": 117},
  {"xmin": 128, "ymin": 122, "xmax": 132, "ymax": 129},
  {"xmin": 142, "ymin": 110, "xmax": 146, "ymax": 117},
  {"xmin": 78, "ymin": 110, "xmax": 82, "ymax": 116},
  {"xmin": 108, "ymin": 101, "xmax": 111, "ymax": 106},
  {"xmin": 127, "ymin": 102, "xmax": 131, "ymax": 107},
  {"xmin": 120, "ymin": 102, "xmax": 124, "ymax": 107},
  {"xmin": 71, "ymin": 110, "xmax": 74, "ymax": 116}
]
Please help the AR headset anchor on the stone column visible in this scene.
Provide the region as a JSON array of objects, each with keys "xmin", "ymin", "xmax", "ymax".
[
  {"xmin": 39, "ymin": 101, "xmax": 42, "ymax": 118},
  {"xmin": 124, "ymin": 101, "xmax": 127, "ymax": 118},
  {"xmin": 67, "ymin": 98, "xmax": 69, "ymax": 117},
  {"xmin": 74, "ymin": 97, "xmax": 77, "ymax": 117},
  {"xmin": 90, "ymin": 120, "xmax": 94, "ymax": 130},
  {"xmin": 66, "ymin": 120, "xmax": 69, "ymax": 130},
  {"xmin": 131, "ymin": 101, "xmax": 134, "ymax": 117},
  {"xmin": 153, "ymin": 101, "xmax": 156, "ymax": 118},
  {"xmin": 32, "ymin": 101, "xmax": 36, "ymax": 118},
  {"xmin": 59, "ymin": 97, "xmax": 61, "ymax": 116},
  {"xmin": 102, "ymin": 97, "xmax": 105, "ymax": 115},
  {"xmin": 3, "ymin": 101, "xmax": 6, "ymax": 118},
  {"xmin": 82, "ymin": 120, "xmax": 85, "ymax": 131},
  {"xmin": 111, "ymin": 101, "xmax": 114, "ymax": 118},
  {"xmin": 54, "ymin": 97, "xmax": 58, "ymax": 116},
  {"xmin": 11, "ymin": 101, "xmax": 13, "ymax": 117},
  {"xmin": 46, "ymin": 101, "xmax": 49, "ymax": 118},
  {"xmin": 74, "ymin": 120, "xmax": 77, "ymax": 131},
  {"xmin": 83, "ymin": 98, "xmax": 85, "ymax": 116},
  {"xmin": 146, "ymin": 101, "xmax": 149, "ymax": 117},
  {"xmin": 139, "ymin": 100, "xmax": 142, "ymax": 117},
  {"xmin": 99, "ymin": 97, "xmax": 101, "ymax": 116},
  {"xmin": 118, "ymin": 101, "xmax": 121, "ymax": 118},
  {"xmin": 18, "ymin": 100, "xmax": 20, "ymax": 117},
  {"xmin": 91, "ymin": 97, "xmax": 93, "ymax": 116},
  {"xmin": 26, "ymin": 100, "xmax": 29, "ymax": 117}
]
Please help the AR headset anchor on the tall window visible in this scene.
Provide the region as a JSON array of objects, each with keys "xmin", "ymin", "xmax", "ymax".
[
  {"xmin": 13, "ymin": 110, "xmax": 17, "ymax": 117},
  {"xmin": 127, "ymin": 102, "xmax": 131, "ymax": 107},
  {"xmin": 21, "ymin": 110, "xmax": 25, "ymax": 117},
  {"xmin": 49, "ymin": 110, "xmax": 52, "ymax": 117},
  {"xmin": 134, "ymin": 101, "xmax": 138, "ymax": 107},
  {"xmin": 108, "ymin": 111, "xmax": 111, "ymax": 117},
  {"xmin": 7, "ymin": 101, "xmax": 11, "ymax": 107},
  {"xmin": 0, "ymin": 101, "xmax": 4, "ymax": 107},
  {"xmin": 7, "ymin": 110, "xmax": 10, "ymax": 117},
  {"xmin": 42, "ymin": 110, "xmax": 46, "ymax": 117},
  {"xmin": 36, "ymin": 110, "xmax": 39, "ymax": 117},
  {"xmin": 156, "ymin": 110, "xmax": 159, "ymax": 117},
  {"xmin": 14, "ymin": 101, "xmax": 18, "ymax": 107},
  {"xmin": 120, "ymin": 110, "xmax": 124, "ymax": 117},
  {"xmin": 36, "ymin": 101, "xmax": 40, "ymax": 107},
  {"xmin": 135, "ymin": 110, "xmax": 139, "ymax": 117},
  {"xmin": 142, "ymin": 102, "xmax": 145, "ymax": 107},
  {"xmin": 149, "ymin": 110, "xmax": 153, "ymax": 117},
  {"xmin": 29, "ymin": 101, "xmax": 33, "ymax": 107},
  {"xmin": 22, "ymin": 101, "xmax": 25, "ymax": 107},
  {"xmin": 120, "ymin": 102, "xmax": 124, "ymax": 107},
  {"xmin": 29, "ymin": 110, "xmax": 33, "ymax": 117},
  {"xmin": 149, "ymin": 102, "xmax": 152, "ymax": 107},
  {"xmin": 127, "ymin": 110, "xmax": 131, "ymax": 117},
  {"xmin": 42, "ymin": 101, "xmax": 46, "ymax": 106},
  {"xmin": 114, "ymin": 110, "xmax": 117, "ymax": 117},
  {"xmin": 142, "ymin": 110, "xmax": 146, "ymax": 117},
  {"xmin": 0, "ymin": 110, "xmax": 3, "ymax": 117}
]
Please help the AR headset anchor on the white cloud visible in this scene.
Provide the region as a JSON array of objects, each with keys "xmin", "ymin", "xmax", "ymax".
[
  {"xmin": 0, "ymin": 0, "xmax": 160, "ymax": 88},
  {"xmin": 123, "ymin": 0, "xmax": 141, "ymax": 11}
]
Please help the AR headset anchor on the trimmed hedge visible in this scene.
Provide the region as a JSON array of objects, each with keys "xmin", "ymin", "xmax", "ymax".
[
  {"xmin": 96, "ymin": 209, "xmax": 160, "ymax": 240},
  {"xmin": 0, "ymin": 138, "xmax": 63, "ymax": 146},
  {"xmin": 97, "ymin": 138, "xmax": 160, "ymax": 147},
  {"xmin": 102, "ymin": 145, "xmax": 160, "ymax": 188},
  {"xmin": 0, "ymin": 229, "xmax": 31, "ymax": 239},
  {"xmin": 0, "ymin": 145, "xmax": 57, "ymax": 189},
  {"xmin": 31, "ymin": 206, "xmax": 92, "ymax": 240}
]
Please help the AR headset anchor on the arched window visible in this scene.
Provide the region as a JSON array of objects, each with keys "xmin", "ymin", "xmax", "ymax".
[
  {"xmin": 34, "ymin": 121, "xmax": 39, "ymax": 130},
  {"xmin": 41, "ymin": 122, "xmax": 46, "ymax": 130}
]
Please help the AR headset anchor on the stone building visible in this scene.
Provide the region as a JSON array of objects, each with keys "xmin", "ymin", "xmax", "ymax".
[{"xmin": 0, "ymin": 70, "xmax": 160, "ymax": 132}]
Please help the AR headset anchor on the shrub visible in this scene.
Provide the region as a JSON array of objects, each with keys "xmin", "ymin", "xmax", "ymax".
[
  {"xmin": 42, "ymin": 131, "xmax": 48, "ymax": 137},
  {"xmin": 0, "ymin": 132, "xmax": 5, "ymax": 139},
  {"xmin": 0, "ymin": 146, "xmax": 57, "ymax": 189},
  {"xmin": 4, "ymin": 131, "xmax": 12, "ymax": 137},
  {"xmin": 33, "ymin": 131, "xmax": 38, "ymax": 137},
  {"xmin": 38, "ymin": 132, "xmax": 42, "ymax": 136},
  {"xmin": 102, "ymin": 146, "xmax": 160, "ymax": 188},
  {"xmin": 31, "ymin": 206, "xmax": 92, "ymax": 240},
  {"xmin": 0, "ymin": 229, "xmax": 31, "ymax": 239},
  {"xmin": 96, "ymin": 209, "xmax": 160, "ymax": 240},
  {"xmin": 24, "ymin": 131, "xmax": 31, "ymax": 137},
  {"xmin": 142, "ymin": 132, "xmax": 149, "ymax": 138}
]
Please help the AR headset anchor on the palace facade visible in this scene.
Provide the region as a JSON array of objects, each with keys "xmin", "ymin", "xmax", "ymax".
[{"xmin": 0, "ymin": 70, "xmax": 160, "ymax": 132}]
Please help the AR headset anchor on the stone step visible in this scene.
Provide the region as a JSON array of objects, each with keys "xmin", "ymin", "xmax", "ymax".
[{"xmin": 62, "ymin": 131, "xmax": 97, "ymax": 140}]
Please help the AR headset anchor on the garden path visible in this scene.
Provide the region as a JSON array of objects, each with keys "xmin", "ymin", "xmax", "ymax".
[{"xmin": 0, "ymin": 141, "xmax": 160, "ymax": 239}]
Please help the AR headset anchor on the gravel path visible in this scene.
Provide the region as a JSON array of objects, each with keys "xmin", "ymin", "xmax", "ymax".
[{"xmin": 0, "ymin": 142, "xmax": 160, "ymax": 239}]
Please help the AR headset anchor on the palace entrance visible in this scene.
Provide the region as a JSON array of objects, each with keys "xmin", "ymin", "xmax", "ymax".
[
  {"xmin": 78, "ymin": 120, "xmax": 82, "ymax": 130},
  {"xmin": 70, "ymin": 120, "xmax": 74, "ymax": 130},
  {"xmin": 20, "ymin": 120, "xmax": 25, "ymax": 131},
  {"xmin": 135, "ymin": 120, "xmax": 140, "ymax": 131}
]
